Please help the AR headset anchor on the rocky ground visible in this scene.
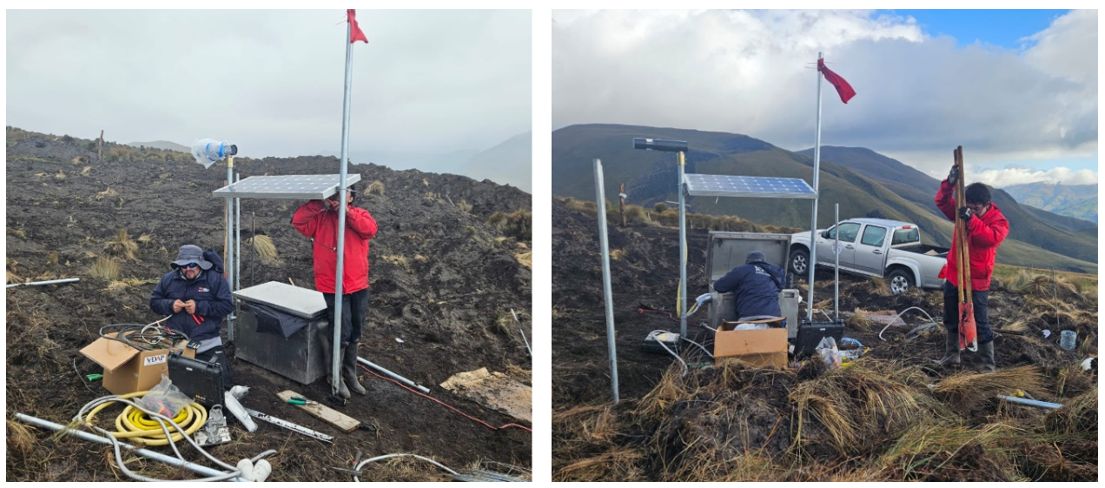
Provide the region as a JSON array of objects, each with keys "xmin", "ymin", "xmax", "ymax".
[
  {"xmin": 551, "ymin": 197, "xmax": 1097, "ymax": 481},
  {"xmin": 5, "ymin": 127, "xmax": 532, "ymax": 481}
]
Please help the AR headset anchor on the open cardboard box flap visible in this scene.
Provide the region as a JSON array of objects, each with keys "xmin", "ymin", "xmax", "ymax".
[
  {"xmin": 79, "ymin": 334, "xmax": 140, "ymax": 371},
  {"xmin": 714, "ymin": 328, "xmax": 788, "ymax": 369}
]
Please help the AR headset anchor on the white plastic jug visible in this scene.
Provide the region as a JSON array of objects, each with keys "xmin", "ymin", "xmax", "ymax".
[{"xmin": 191, "ymin": 139, "xmax": 237, "ymax": 168}]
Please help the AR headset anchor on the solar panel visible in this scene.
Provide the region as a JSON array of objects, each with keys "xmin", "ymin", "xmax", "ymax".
[
  {"xmin": 683, "ymin": 173, "xmax": 816, "ymax": 199},
  {"xmin": 212, "ymin": 174, "xmax": 362, "ymax": 200}
]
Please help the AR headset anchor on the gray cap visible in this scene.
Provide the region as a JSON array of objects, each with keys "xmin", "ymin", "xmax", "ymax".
[
  {"xmin": 171, "ymin": 244, "xmax": 213, "ymax": 270},
  {"xmin": 745, "ymin": 250, "xmax": 766, "ymax": 264}
]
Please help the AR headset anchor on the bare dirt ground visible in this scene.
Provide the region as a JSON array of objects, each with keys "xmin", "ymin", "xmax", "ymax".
[
  {"xmin": 5, "ymin": 127, "xmax": 532, "ymax": 481},
  {"xmin": 552, "ymin": 197, "xmax": 1097, "ymax": 481}
]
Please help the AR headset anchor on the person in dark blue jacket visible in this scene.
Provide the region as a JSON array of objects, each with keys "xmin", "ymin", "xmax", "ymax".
[
  {"xmin": 150, "ymin": 244, "xmax": 234, "ymax": 381},
  {"xmin": 713, "ymin": 250, "xmax": 786, "ymax": 323}
]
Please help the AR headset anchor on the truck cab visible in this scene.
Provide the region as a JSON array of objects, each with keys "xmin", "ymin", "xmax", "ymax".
[{"xmin": 789, "ymin": 218, "xmax": 947, "ymax": 294}]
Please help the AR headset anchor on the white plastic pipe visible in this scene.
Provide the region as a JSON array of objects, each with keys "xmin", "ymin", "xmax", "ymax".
[
  {"xmin": 358, "ymin": 356, "xmax": 430, "ymax": 393},
  {"xmin": 997, "ymin": 395, "xmax": 1062, "ymax": 410},
  {"xmin": 5, "ymin": 277, "xmax": 80, "ymax": 288},
  {"xmin": 13, "ymin": 413, "xmax": 247, "ymax": 482}
]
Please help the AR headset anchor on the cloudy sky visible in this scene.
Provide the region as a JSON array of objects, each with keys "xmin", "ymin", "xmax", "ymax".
[
  {"xmin": 553, "ymin": 10, "xmax": 1098, "ymax": 187},
  {"xmin": 7, "ymin": 10, "xmax": 531, "ymax": 187}
]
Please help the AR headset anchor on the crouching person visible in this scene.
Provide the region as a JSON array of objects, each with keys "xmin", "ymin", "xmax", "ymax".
[{"xmin": 150, "ymin": 244, "xmax": 235, "ymax": 385}]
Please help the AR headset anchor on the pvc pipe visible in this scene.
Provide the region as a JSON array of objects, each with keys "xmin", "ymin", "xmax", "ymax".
[
  {"xmin": 5, "ymin": 277, "xmax": 80, "ymax": 288},
  {"xmin": 358, "ymin": 356, "xmax": 431, "ymax": 393},
  {"xmin": 997, "ymin": 395, "xmax": 1062, "ymax": 410},
  {"xmin": 594, "ymin": 159, "xmax": 620, "ymax": 404},
  {"xmin": 13, "ymin": 413, "xmax": 246, "ymax": 482},
  {"xmin": 807, "ymin": 51, "xmax": 824, "ymax": 322}
]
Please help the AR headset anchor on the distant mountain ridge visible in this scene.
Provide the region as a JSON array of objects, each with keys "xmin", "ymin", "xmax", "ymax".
[
  {"xmin": 126, "ymin": 140, "xmax": 189, "ymax": 152},
  {"xmin": 552, "ymin": 123, "xmax": 1096, "ymax": 273},
  {"xmin": 1002, "ymin": 182, "xmax": 1097, "ymax": 223}
]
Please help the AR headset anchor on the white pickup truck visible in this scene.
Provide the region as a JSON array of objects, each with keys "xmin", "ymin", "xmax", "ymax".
[{"xmin": 788, "ymin": 218, "xmax": 947, "ymax": 295}]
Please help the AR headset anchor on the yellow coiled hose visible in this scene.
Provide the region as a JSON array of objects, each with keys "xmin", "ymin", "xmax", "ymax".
[{"xmin": 84, "ymin": 391, "xmax": 208, "ymax": 446}]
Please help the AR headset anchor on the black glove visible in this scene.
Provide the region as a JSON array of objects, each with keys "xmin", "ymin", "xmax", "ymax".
[
  {"xmin": 958, "ymin": 206, "xmax": 973, "ymax": 222},
  {"xmin": 947, "ymin": 165, "xmax": 959, "ymax": 185}
]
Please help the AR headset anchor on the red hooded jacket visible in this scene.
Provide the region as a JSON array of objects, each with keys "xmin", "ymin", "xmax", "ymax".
[
  {"xmin": 934, "ymin": 180, "xmax": 1009, "ymax": 291},
  {"xmin": 292, "ymin": 200, "xmax": 378, "ymax": 294}
]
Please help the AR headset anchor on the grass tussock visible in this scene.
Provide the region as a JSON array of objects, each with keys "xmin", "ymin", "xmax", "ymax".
[
  {"xmin": 555, "ymin": 448, "xmax": 646, "ymax": 482},
  {"xmin": 90, "ymin": 256, "xmax": 120, "ymax": 281},
  {"xmin": 103, "ymin": 228, "xmax": 139, "ymax": 261},
  {"xmin": 248, "ymin": 234, "xmax": 282, "ymax": 266},
  {"xmin": 514, "ymin": 250, "xmax": 532, "ymax": 269},
  {"xmin": 366, "ymin": 179, "xmax": 385, "ymax": 196},
  {"xmin": 6, "ymin": 419, "xmax": 37, "ymax": 456},
  {"xmin": 932, "ymin": 366, "xmax": 1044, "ymax": 410},
  {"xmin": 488, "ymin": 209, "xmax": 531, "ymax": 241}
]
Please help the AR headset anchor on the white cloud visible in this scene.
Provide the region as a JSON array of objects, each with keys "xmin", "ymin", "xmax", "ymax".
[
  {"xmin": 6, "ymin": 10, "xmax": 531, "ymax": 178},
  {"xmin": 975, "ymin": 167, "xmax": 1098, "ymax": 187},
  {"xmin": 553, "ymin": 10, "xmax": 1097, "ymax": 178}
]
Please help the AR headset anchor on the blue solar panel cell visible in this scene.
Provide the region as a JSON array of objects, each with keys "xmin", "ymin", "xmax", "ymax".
[{"xmin": 683, "ymin": 174, "xmax": 816, "ymax": 199}]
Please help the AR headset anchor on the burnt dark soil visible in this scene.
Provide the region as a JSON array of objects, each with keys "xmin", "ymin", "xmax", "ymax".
[
  {"xmin": 5, "ymin": 127, "xmax": 532, "ymax": 481},
  {"xmin": 552, "ymin": 197, "xmax": 1097, "ymax": 481}
]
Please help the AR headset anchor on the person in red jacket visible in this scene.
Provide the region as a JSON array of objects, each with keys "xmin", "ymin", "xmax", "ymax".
[
  {"xmin": 933, "ymin": 166, "xmax": 1009, "ymax": 371},
  {"xmin": 292, "ymin": 187, "xmax": 378, "ymax": 398}
]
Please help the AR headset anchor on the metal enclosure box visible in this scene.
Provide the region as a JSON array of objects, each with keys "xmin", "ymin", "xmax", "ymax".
[
  {"xmin": 706, "ymin": 231, "xmax": 794, "ymax": 330},
  {"xmin": 233, "ymin": 281, "xmax": 328, "ymax": 385}
]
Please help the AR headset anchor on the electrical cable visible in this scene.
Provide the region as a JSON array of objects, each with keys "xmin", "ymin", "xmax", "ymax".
[
  {"xmin": 647, "ymin": 330, "xmax": 688, "ymax": 377},
  {"xmin": 359, "ymin": 365, "xmax": 532, "ymax": 433},
  {"xmin": 351, "ymin": 453, "xmax": 459, "ymax": 481},
  {"xmin": 74, "ymin": 392, "xmax": 275, "ymax": 481},
  {"xmin": 878, "ymin": 306, "xmax": 938, "ymax": 341},
  {"xmin": 680, "ymin": 336, "xmax": 714, "ymax": 359}
]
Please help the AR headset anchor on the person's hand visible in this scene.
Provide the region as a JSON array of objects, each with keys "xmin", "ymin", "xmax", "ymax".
[
  {"xmin": 172, "ymin": 299, "xmax": 186, "ymax": 313},
  {"xmin": 183, "ymin": 300, "xmax": 197, "ymax": 315},
  {"xmin": 947, "ymin": 164, "xmax": 959, "ymax": 185},
  {"xmin": 958, "ymin": 206, "xmax": 973, "ymax": 222}
]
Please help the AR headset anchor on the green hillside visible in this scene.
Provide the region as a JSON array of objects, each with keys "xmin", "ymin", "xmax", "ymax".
[{"xmin": 552, "ymin": 123, "xmax": 1097, "ymax": 272}]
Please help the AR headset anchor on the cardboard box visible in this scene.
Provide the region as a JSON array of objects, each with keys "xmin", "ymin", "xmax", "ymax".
[
  {"xmin": 713, "ymin": 327, "xmax": 788, "ymax": 370},
  {"xmin": 79, "ymin": 334, "xmax": 192, "ymax": 395}
]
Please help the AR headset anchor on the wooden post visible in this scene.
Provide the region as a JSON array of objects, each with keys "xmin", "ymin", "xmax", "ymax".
[
  {"xmin": 618, "ymin": 183, "xmax": 627, "ymax": 227},
  {"xmin": 97, "ymin": 130, "xmax": 104, "ymax": 162}
]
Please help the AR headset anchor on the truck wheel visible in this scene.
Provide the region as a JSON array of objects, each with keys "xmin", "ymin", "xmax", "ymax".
[
  {"xmin": 789, "ymin": 248, "xmax": 810, "ymax": 277},
  {"xmin": 887, "ymin": 269, "xmax": 914, "ymax": 295}
]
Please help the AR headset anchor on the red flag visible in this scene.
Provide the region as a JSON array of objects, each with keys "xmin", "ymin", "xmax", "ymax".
[
  {"xmin": 817, "ymin": 58, "xmax": 855, "ymax": 104},
  {"xmin": 347, "ymin": 9, "xmax": 368, "ymax": 44}
]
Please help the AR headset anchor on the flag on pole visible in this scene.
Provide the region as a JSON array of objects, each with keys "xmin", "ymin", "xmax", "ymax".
[
  {"xmin": 817, "ymin": 58, "xmax": 855, "ymax": 104},
  {"xmin": 347, "ymin": 9, "xmax": 368, "ymax": 44}
]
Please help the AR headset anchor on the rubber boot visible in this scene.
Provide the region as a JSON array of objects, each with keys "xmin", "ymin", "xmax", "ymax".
[
  {"xmin": 979, "ymin": 341, "xmax": 996, "ymax": 373},
  {"xmin": 319, "ymin": 333, "xmax": 350, "ymax": 399},
  {"xmin": 933, "ymin": 329, "xmax": 961, "ymax": 367},
  {"xmin": 342, "ymin": 342, "xmax": 367, "ymax": 395}
]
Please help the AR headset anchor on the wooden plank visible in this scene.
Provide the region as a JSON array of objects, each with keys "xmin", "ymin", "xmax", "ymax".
[{"xmin": 276, "ymin": 390, "xmax": 360, "ymax": 433}]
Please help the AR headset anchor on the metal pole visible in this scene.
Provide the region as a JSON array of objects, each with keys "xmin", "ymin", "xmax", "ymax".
[
  {"xmin": 357, "ymin": 356, "xmax": 430, "ymax": 393},
  {"xmin": 332, "ymin": 17, "xmax": 356, "ymax": 395},
  {"xmin": 834, "ymin": 203, "xmax": 839, "ymax": 321},
  {"xmin": 235, "ymin": 173, "xmax": 241, "ymax": 291},
  {"xmin": 807, "ymin": 52, "xmax": 824, "ymax": 322},
  {"xmin": 594, "ymin": 159, "xmax": 619, "ymax": 404},
  {"xmin": 13, "ymin": 413, "xmax": 247, "ymax": 481},
  {"xmin": 226, "ymin": 156, "xmax": 235, "ymax": 334},
  {"xmin": 677, "ymin": 151, "xmax": 688, "ymax": 338}
]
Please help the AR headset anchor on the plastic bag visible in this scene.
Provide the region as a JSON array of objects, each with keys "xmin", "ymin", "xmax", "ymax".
[
  {"xmin": 838, "ymin": 337, "xmax": 865, "ymax": 361},
  {"xmin": 816, "ymin": 336, "xmax": 842, "ymax": 369},
  {"xmin": 137, "ymin": 375, "xmax": 192, "ymax": 418}
]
